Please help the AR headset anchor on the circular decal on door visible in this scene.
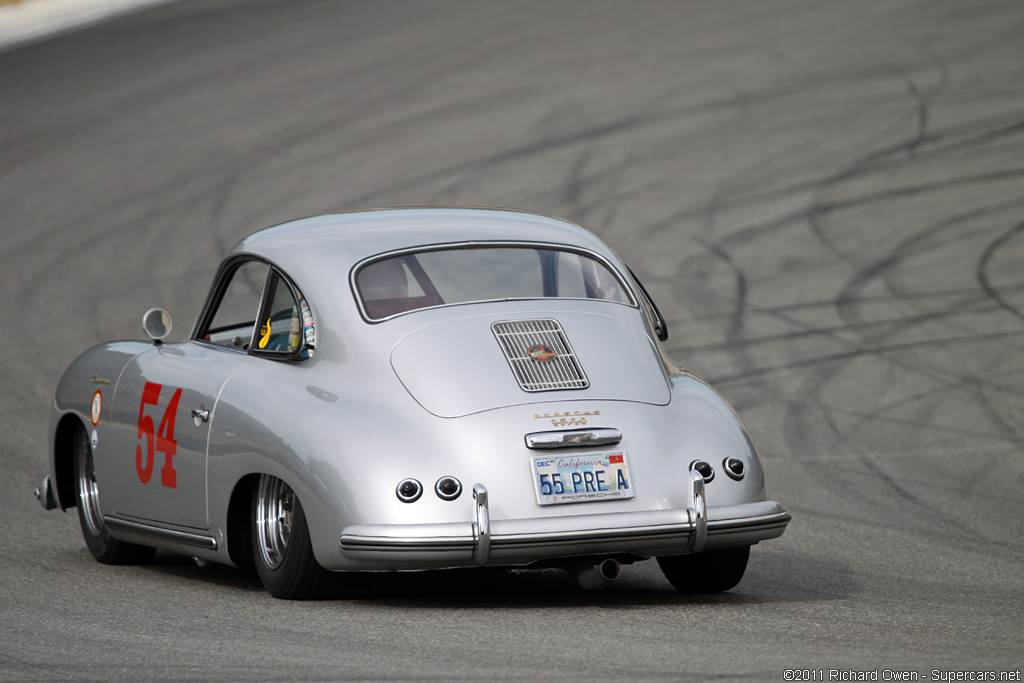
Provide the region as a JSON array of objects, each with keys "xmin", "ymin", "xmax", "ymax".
[
  {"xmin": 90, "ymin": 390, "xmax": 102, "ymax": 425},
  {"xmin": 527, "ymin": 344, "xmax": 558, "ymax": 362}
]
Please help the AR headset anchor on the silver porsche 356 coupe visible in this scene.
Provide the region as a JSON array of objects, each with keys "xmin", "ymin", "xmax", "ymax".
[{"xmin": 37, "ymin": 207, "xmax": 789, "ymax": 599}]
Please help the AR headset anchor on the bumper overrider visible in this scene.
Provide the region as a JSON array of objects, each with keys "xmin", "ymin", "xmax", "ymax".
[{"xmin": 340, "ymin": 471, "xmax": 790, "ymax": 567}]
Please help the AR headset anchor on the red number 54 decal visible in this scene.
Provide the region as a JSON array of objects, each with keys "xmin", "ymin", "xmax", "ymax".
[{"xmin": 136, "ymin": 382, "xmax": 182, "ymax": 488}]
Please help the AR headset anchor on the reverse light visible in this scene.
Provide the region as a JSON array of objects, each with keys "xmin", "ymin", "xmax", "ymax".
[
  {"xmin": 689, "ymin": 459, "xmax": 715, "ymax": 483},
  {"xmin": 435, "ymin": 476, "xmax": 462, "ymax": 501},
  {"xmin": 396, "ymin": 478, "xmax": 423, "ymax": 503},
  {"xmin": 723, "ymin": 457, "xmax": 745, "ymax": 481}
]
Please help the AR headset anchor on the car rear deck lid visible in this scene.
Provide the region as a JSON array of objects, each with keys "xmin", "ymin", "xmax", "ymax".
[{"xmin": 390, "ymin": 309, "xmax": 670, "ymax": 418}]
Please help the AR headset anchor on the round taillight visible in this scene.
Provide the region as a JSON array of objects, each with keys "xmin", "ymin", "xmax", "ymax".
[
  {"xmin": 435, "ymin": 476, "xmax": 462, "ymax": 501},
  {"xmin": 396, "ymin": 478, "xmax": 423, "ymax": 503},
  {"xmin": 723, "ymin": 457, "xmax": 745, "ymax": 481},
  {"xmin": 689, "ymin": 459, "xmax": 715, "ymax": 483}
]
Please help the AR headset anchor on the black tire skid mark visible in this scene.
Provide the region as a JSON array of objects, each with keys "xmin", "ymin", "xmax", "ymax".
[
  {"xmin": 837, "ymin": 370, "xmax": 1019, "ymax": 447},
  {"xmin": 804, "ymin": 48, "xmax": 950, "ymax": 260},
  {"xmin": 693, "ymin": 240, "xmax": 748, "ymax": 346},
  {"xmin": 801, "ymin": 166, "xmax": 1024, "ymax": 256},
  {"xmin": 202, "ymin": 68, "xmax": 542, "ymax": 240},
  {"xmin": 777, "ymin": 348, "xmax": 924, "ymax": 545},
  {"xmin": 776, "ymin": 62, "xmax": 1024, "ymax": 498},
  {"xmin": 666, "ymin": 240, "xmax": 765, "ymax": 415},
  {"xmin": 976, "ymin": 221, "xmax": 1024, "ymax": 324},
  {"xmin": 845, "ymin": 377, "xmax": 1013, "ymax": 502},
  {"xmin": 675, "ymin": 271, "xmax": 1021, "ymax": 513},
  {"xmin": 681, "ymin": 121, "xmax": 841, "ymax": 403},
  {"xmin": 641, "ymin": 112, "xmax": 1024, "ymax": 273},
  {"xmin": 672, "ymin": 303, "xmax": 1009, "ymax": 356},
  {"xmin": 972, "ymin": 221, "xmax": 1024, "ymax": 443},
  {"xmin": 672, "ymin": 165, "xmax": 1024, "ymax": 355},
  {"xmin": 404, "ymin": 56, "xmax": 980, "ymax": 245},
  {"xmin": 670, "ymin": 111, "xmax": 845, "ymax": 405},
  {"xmin": 666, "ymin": 204, "xmax": 1021, "ymax": 419},
  {"xmin": 522, "ymin": 127, "xmax": 636, "ymax": 230},
  {"xmin": 772, "ymin": 343, "xmax": 1022, "ymax": 555},
  {"xmin": 836, "ymin": 198, "xmax": 1024, "ymax": 330},
  {"xmin": 7, "ymin": 66, "xmax": 543, "ymax": 316},
  {"xmin": 639, "ymin": 113, "xmax": 1024, "ymax": 246},
  {"xmin": 250, "ymin": 87, "xmax": 541, "ymax": 214},
  {"xmin": 3, "ymin": 13, "xmax": 534, "ymax": 265},
  {"xmin": 6, "ymin": 91, "xmax": 402, "ymax": 312},
  {"xmin": 667, "ymin": 254, "xmax": 1019, "ymax": 404},
  {"xmin": 558, "ymin": 146, "xmax": 637, "ymax": 233},
  {"xmin": 710, "ymin": 329, "xmax": 1018, "ymax": 387},
  {"xmin": 778, "ymin": 220, "xmax": 1023, "ymax": 549},
  {"xmin": 681, "ymin": 283, "xmax": 1024, "ymax": 324},
  {"xmin": 832, "ymin": 206, "xmax": 1024, "ymax": 449},
  {"xmin": 673, "ymin": 205, "xmax": 1019, "ymax": 392},
  {"xmin": 697, "ymin": 172, "xmax": 1021, "ymax": 538},
  {"xmin": 414, "ymin": 74, "xmax": 782, "ymax": 214}
]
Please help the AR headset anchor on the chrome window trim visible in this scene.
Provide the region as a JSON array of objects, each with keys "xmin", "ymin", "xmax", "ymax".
[
  {"xmin": 189, "ymin": 255, "xmax": 268, "ymax": 343},
  {"xmin": 349, "ymin": 240, "xmax": 639, "ymax": 323},
  {"xmin": 250, "ymin": 267, "xmax": 307, "ymax": 360},
  {"xmin": 190, "ymin": 254, "xmax": 313, "ymax": 360}
]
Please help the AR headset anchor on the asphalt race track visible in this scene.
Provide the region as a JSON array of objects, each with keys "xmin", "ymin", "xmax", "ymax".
[{"xmin": 1, "ymin": 1, "xmax": 1021, "ymax": 680}]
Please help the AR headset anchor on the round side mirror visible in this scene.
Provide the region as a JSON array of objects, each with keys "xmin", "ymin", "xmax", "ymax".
[{"xmin": 142, "ymin": 308, "xmax": 172, "ymax": 343}]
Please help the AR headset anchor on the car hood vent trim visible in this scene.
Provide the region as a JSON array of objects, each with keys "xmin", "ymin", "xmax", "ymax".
[{"xmin": 492, "ymin": 319, "xmax": 589, "ymax": 392}]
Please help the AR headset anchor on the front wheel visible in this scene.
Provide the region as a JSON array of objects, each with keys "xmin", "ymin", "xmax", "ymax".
[
  {"xmin": 74, "ymin": 425, "xmax": 155, "ymax": 564},
  {"xmin": 657, "ymin": 545, "xmax": 750, "ymax": 593},
  {"xmin": 251, "ymin": 474, "xmax": 335, "ymax": 599}
]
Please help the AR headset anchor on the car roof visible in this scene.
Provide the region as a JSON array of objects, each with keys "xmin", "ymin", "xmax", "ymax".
[{"xmin": 228, "ymin": 207, "xmax": 619, "ymax": 271}]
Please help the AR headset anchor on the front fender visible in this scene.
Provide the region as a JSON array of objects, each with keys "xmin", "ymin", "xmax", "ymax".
[{"xmin": 49, "ymin": 341, "xmax": 151, "ymax": 509}]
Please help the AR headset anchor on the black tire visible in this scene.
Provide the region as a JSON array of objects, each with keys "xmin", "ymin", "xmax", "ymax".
[
  {"xmin": 657, "ymin": 545, "xmax": 750, "ymax": 593},
  {"xmin": 251, "ymin": 474, "xmax": 335, "ymax": 599},
  {"xmin": 73, "ymin": 425, "xmax": 155, "ymax": 564}
]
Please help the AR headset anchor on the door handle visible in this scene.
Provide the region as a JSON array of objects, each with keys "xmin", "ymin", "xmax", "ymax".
[{"xmin": 190, "ymin": 408, "xmax": 210, "ymax": 423}]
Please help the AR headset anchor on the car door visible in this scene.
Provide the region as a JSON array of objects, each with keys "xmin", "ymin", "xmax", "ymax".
[
  {"xmin": 101, "ymin": 259, "xmax": 272, "ymax": 529},
  {"xmin": 106, "ymin": 343, "xmax": 243, "ymax": 529}
]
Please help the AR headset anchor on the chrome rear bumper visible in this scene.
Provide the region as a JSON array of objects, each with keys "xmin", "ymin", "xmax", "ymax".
[{"xmin": 340, "ymin": 473, "xmax": 789, "ymax": 568}]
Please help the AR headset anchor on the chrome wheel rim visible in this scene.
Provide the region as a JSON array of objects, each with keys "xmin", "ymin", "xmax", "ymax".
[
  {"xmin": 255, "ymin": 475, "xmax": 294, "ymax": 570},
  {"xmin": 76, "ymin": 431, "xmax": 104, "ymax": 536}
]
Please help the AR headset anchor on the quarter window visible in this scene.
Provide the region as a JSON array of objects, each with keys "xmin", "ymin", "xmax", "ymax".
[{"xmin": 254, "ymin": 272, "xmax": 303, "ymax": 355}]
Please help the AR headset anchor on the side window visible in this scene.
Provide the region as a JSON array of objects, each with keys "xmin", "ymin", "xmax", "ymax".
[
  {"xmin": 254, "ymin": 271, "xmax": 304, "ymax": 356},
  {"xmin": 205, "ymin": 261, "xmax": 269, "ymax": 349}
]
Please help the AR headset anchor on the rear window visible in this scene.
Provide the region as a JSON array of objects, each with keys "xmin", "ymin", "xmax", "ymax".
[{"xmin": 355, "ymin": 246, "xmax": 633, "ymax": 320}]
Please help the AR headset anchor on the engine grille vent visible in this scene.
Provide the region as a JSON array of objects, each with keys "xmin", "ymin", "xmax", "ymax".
[{"xmin": 492, "ymin": 319, "xmax": 589, "ymax": 392}]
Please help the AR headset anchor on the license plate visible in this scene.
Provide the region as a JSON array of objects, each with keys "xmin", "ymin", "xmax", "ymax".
[{"xmin": 531, "ymin": 452, "xmax": 635, "ymax": 505}]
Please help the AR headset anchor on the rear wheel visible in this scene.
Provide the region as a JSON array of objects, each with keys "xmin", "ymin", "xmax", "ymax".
[
  {"xmin": 74, "ymin": 425, "xmax": 155, "ymax": 564},
  {"xmin": 251, "ymin": 474, "xmax": 335, "ymax": 599},
  {"xmin": 657, "ymin": 545, "xmax": 750, "ymax": 593}
]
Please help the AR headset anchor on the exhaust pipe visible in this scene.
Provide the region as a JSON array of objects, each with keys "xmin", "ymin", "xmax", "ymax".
[{"xmin": 568, "ymin": 558, "xmax": 622, "ymax": 590}]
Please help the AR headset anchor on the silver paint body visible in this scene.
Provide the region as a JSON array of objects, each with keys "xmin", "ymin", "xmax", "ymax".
[{"xmin": 47, "ymin": 208, "xmax": 788, "ymax": 571}]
